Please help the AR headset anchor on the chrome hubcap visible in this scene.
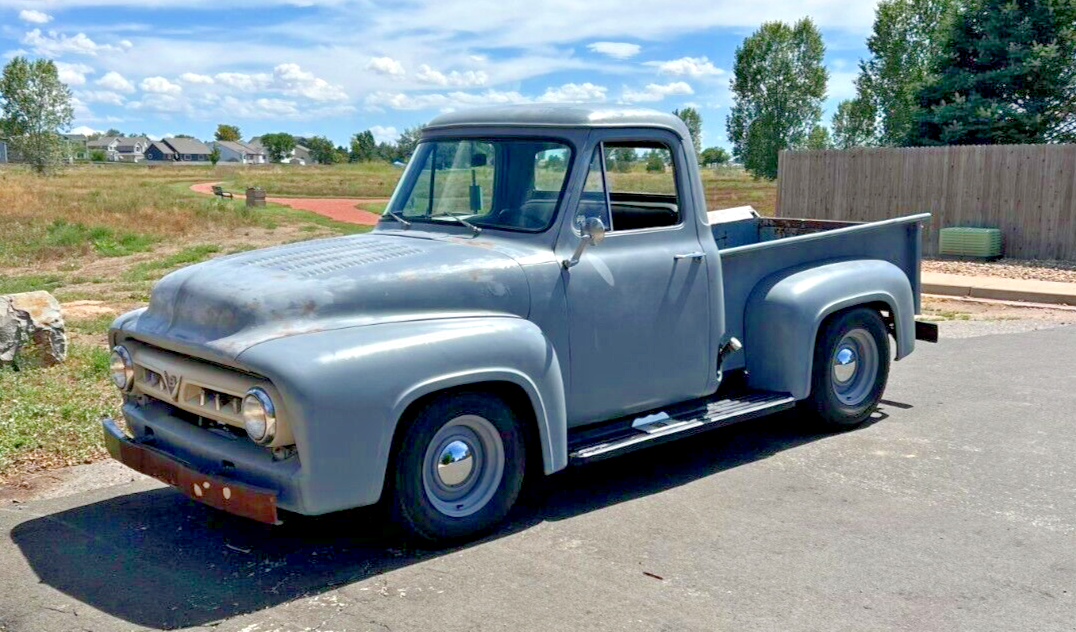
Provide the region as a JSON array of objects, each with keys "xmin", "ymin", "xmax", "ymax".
[
  {"xmin": 436, "ymin": 440, "xmax": 475, "ymax": 487},
  {"xmin": 831, "ymin": 328, "xmax": 879, "ymax": 407},
  {"xmin": 422, "ymin": 414, "xmax": 505, "ymax": 518}
]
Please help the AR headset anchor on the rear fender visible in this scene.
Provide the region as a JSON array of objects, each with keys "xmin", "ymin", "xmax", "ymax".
[{"xmin": 743, "ymin": 260, "xmax": 915, "ymax": 400}]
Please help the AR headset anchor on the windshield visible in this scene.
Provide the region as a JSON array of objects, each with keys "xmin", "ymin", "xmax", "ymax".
[{"xmin": 386, "ymin": 139, "xmax": 572, "ymax": 232}]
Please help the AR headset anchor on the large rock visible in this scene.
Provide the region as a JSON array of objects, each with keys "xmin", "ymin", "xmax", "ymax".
[{"xmin": 0, "ymin": 291, "xmax": 68, "ymax": 365}]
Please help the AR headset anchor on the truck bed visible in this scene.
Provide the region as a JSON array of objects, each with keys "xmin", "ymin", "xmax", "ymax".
[{"xmin": 710, "ymin": 211, "xmax": 930, "ymax": 373}]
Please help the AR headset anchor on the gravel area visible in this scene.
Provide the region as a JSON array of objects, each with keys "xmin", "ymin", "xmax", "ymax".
[{"xmin": 924, "ymin": 258, "xmax": 1076, "ymax": 284}]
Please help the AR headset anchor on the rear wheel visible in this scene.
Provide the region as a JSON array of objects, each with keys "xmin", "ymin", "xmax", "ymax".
[
  {"xmin": 390, "ymin": 391, "xmax": 526, "ymax": 545},
  {"xmin": 806, "ymin": 307, "xmax": 890, "ymax": 428}
]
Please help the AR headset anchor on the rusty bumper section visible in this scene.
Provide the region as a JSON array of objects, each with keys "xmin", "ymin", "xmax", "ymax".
[{"xmin": 102, "ymin": 417, "xmax": 279, "ymax": 525}]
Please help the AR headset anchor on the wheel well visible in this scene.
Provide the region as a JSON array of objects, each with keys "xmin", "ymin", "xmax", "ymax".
[
  {"xmin": 391, "ymin": 381, "xmax": 544, "ymax": 477},
  {"xmin": 821, "ymin": 301, "xmax": 896, "ymax": 345}
]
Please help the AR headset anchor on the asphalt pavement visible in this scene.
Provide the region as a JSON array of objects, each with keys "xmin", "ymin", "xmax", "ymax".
[{"xmin": 1, "ymin": 319, "xmax": 1074, "ymax": 631}]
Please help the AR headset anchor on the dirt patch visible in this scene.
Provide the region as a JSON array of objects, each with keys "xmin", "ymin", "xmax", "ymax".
[
  {"xmin": 922, "ymin": 295, "xmax": 1076, "ymax": 324},
  {"xmin": 62, "ymin": 300, "xmax": 118, "ymax": 319},
  {"xmin": 0, "ymin": 459, "xmax": 148, "ymax": 504},
  {"xmin": 924, "ymin": 258, "xmax": 1076, "ymax": 284},
  {"xmin": 191, "ymin": 182, "xmax": 385, "ymax": 226}
]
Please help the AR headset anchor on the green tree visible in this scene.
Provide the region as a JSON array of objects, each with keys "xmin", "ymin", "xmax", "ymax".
[
  {"xmin": 89, "ymin": 149, "xmax": 107, "ymax": 162},
  {"xmin": 260, "ymin": 132, "xmax": 296, "ymax": 162},
  {"xmin": 699, "ymin": 146, "xmax": 731, "ymax": 166},
  {"xmin": 910, "ymin": 0, "xmax": 1076, "ymax": 145},
  {"xmin": 349, "ymin": 130, "xmax": 377, "ymax": 162},
  {"xmin": 395, "ymin": 125, "xmax": 425, "ymax": 160},
  {"xmin": 208, "ymin": 146, "xmax": 221, "ymax": 166},
  {"xmin": 0, "ymin": 57, "xmax": 74, "ymax": 174},
  {"xmin": 645, "ymin": 150, "xmax": 666, "ymax": 172},
  {"xmin": 806, "ymin": 125, "xmax": 833, "ymax": 150},
  {"xmin": 609, "ymin": 146, "xmax": 637, "ymax": 172},
  {"xmin": 673, "ymin": 107, "xmax": 703, "ymax": 155},
  {"xmin": 831, "ymin": 97, "xmax": 878, "ymax": 148},
  {"xmin": 214, "ymin": 124, "xmax": 241, "ymax": 142},
  {"xmin": 856, "ymin": 0, "xmax": 961, "ymax": 146},
  {"xmin": 305, "ymin": 135, "xmax": 337, "ymax": 164},
  {"xmin": 104, "ymin": 128, "xmax": 122, "ymax": 137},
  {"xmin": 726, "ymin": 19, "xmax": 828, "ymax": 180}
]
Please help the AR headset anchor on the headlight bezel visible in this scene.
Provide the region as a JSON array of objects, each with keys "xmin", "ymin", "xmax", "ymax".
[
  {"xmin": 110, "ymin": 345, "xmax": 134, "ymax": 391},
  {"xmin": 242, "ymin": 387, "xmax": 277, "ymax": 445}
]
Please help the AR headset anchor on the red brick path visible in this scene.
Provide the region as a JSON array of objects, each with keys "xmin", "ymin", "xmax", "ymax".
[{"xmin": 190, "ymin": 182, "xmax": 386, "ymax": 226}]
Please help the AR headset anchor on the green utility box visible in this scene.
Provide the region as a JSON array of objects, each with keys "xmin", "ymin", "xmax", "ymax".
[{"xmin": 938, "ymin": 227, "xmax": 1003, "ymax": 259}]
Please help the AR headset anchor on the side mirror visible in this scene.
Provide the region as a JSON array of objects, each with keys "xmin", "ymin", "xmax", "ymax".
[
  {"xmin": 470, "ymin": 153, "xmax": 488, "ymax": 168},
  {"xmin": 563, "ymin": 216, "xmax": 606, "ymax": 268}
]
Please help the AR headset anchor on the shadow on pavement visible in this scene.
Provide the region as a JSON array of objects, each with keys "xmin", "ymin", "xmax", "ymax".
[{"xmin": 10, "ymin": 406, "xmax": 893, "ymax": 629}]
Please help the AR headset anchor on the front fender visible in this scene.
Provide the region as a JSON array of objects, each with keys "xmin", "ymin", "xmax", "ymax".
[
  {"xmin": 236, "ymin": 316, "xmax": 566, "ymax": 514},
  {"xmin": 743, "ymin": 260, "xmax": 915, "ymax": 400}
]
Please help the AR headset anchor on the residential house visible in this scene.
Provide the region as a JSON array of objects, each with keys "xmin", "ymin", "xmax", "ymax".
[
  {"xmin": 248, "ymin": 137, "xmax": 311, "ymax": 165},
  {"xmin": 162, "ymin": 137, "xmax": 212, "ymax": 162},
  {"xmin": 144, "ymin": 141, "xmax": 177, "ymax": 162},
  {"xmin": 211, "ymin": 140, "xmax": 267, "ymax": 164},
  {"xmin": 87, "ymin": 136, "xmax": 120, "ymax": 160},
  {"xmin": 62, "ymin": 134, "xmax": 89, "ymax": 161},
  {"xmin": 114, "ymin": 136, "xmax": 149, "ymax": 162},
  {"xmin": 0, "ymin": 139, "xmax": 7, "ymax": 164}
]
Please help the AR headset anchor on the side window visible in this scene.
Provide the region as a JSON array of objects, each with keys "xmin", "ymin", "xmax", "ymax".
[
  {"xmin": 534, "ymin": 147, "xmax": 569, "ymax": 192},
  {"xmin": 602, "ymin": 142, "xmax": 680, "ymax": 231},
  {"xmin": 574, "ymin": 150, "xmax": 611, "ymax": 232}
]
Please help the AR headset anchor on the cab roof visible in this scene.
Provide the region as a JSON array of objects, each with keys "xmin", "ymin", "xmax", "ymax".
[{"xmin": 424, "ymin": 104, "xmax": 690, "ymax": 139}]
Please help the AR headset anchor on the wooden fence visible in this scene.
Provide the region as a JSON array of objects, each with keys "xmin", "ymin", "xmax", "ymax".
[{"xmin": 775, "ymin": 144, "xmax": 1076, "ymax": 260}]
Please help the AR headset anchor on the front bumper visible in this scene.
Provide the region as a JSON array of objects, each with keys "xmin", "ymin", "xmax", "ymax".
[{"xmin": 103, "ymin": 416, "xmax": 280, "ymax": 524}]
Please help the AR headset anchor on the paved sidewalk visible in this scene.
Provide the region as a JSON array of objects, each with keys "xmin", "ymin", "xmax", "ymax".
[
  {"xmin": 190, "ymin": 182, "xmax": 386, "ymax": 226},
  {"xmin": 924, "ymin": 271, "xmax": 1076, "ymax": 306}
]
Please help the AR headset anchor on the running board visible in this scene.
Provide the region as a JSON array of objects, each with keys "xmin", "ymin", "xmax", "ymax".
[{"xmin": 568, "ymin": 391, "xmax": 796, "ymax": 465}]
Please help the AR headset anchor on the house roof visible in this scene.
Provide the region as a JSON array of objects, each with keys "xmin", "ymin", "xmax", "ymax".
[
  {"xmin": 163, "ymin": 137, "xmax": 211, "ymax": 154},
  {"xmin": 425, "ymin": 104, "xmax": 689, "ymax": 140},
  {"xmin": 115, "ymin": 136, "xmax": 149, "ymax": 152},
  {"xmin": 87, "ymin": 136, "xmax": 119, "ymax": 148},
  {"xmin": 63, "ymin": 134, "xmax": 88, "ymax": 142},
  {"xmin": 215, "ymin": 140, "xmax": 259, "ymax": 155},
  {"xmin": 147, "ymin": 141, "xmax": 174, "ymax": 154}
]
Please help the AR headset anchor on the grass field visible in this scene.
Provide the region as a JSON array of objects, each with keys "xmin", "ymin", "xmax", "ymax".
[{"xmin": 0, "ymin": 161, "xmax": 776, "ymax": 483}]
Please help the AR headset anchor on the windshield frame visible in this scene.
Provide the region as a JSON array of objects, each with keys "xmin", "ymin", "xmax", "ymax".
[{"xmin": 382, "ymin": 136, "xmax": 577, "ymax": 234}]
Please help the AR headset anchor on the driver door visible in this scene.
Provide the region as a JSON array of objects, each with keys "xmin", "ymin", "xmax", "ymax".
[{"xmin": 561, "ymin": 137, "xmax": 713, "ymax": 425}]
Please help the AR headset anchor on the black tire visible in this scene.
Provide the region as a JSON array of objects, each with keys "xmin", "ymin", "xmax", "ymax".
[
  {"xmin": 390, "ymin": 391, "xmax": 526, "ymax": 545},
  {"xmin": 806, "ymin": 307, "xmax": 890, "ymax": 429}
]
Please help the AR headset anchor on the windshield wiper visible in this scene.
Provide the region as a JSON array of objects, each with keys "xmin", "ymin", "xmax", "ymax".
[
  {"xmin": 385, "ymin": 210, "xmax": 411, "ymax": 228},
  {"xmin": 442, "ymin": 212, "xmax": 482, "ymax": 236}
]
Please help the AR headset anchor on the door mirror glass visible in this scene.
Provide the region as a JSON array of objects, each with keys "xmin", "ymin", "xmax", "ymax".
[{"xmin": 582, "ymin": 216, "xmax": 605, "ymax": 245}]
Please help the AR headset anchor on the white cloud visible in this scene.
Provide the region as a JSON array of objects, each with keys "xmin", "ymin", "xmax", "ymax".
[
  {"xmin": 537, "ymin": 82, "xmax": 607, "ymax": 103},
  {"xmin": 370, "ymin": 125, "xmax": 400, "ymax": 144},
  {"xmin": 70, "ymin": 125, "xmax": 103, "ymax": 136},
  {"xmin": 19, "ymin": 10, "xmax": 52, "ymax": 24},
  {"xmin": 414, "ymin": 64, "xmax": 488, "ymax": 88},
  {"xmin": 140, "ymin": 76, "xmax": 182, "ymax": 94},
  {"xmin": 179, "ymin": 72, "xmax": 214, "ymax": 84},
  {"xmin": 587, "ymin": 42, "xmax": 641, "ymax": 60},
  {"xmin": 56, "ymin": 62, "xmax": 94, "ymax": 86},
  {"xmin": 273, "ymin": 63, "xmax": 347, "ymax": 101},
  {"xmin": 828, "ymin": 70, "xmax": 858, "ymax": 101},
  {"xmin": 96, "ymin": 71, "xmax": 134, "ymax": 93},
  {"xmin": 365, "ymin": 88, "xmax": 527, "ymax": 111},
  {"xmin": 22, "ymin": 29, "xmax": 121, "ymax": 57},
  {"xmin": 366, "ymin": 56, "xmax": 405, "ymax": 77},
  {"xmin": 128, "ymin": 93, "xmax": 187, "ymax": 113},
  {"xmin": 621, "ymin": 81, "xmax": 694, "ymax": 103},
  {"xmin": 645, "ymin": 56, "xmax": 724, "ymax": 78},
  {"xmin": 215, "ymin": 71, "xmax": 271, "ymax": 91},
  {"xmin": 78, "ymin": 90, "xmax": 126, "ymax": 106}
]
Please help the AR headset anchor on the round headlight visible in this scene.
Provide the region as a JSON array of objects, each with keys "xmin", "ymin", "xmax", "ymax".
[
  {"xmin": 109, "ymin": 345, "xmax": 133, "ymax": 391},
  {"xmin": 242, "ymin": 388, "xmax": 276, "ymax": 445}
]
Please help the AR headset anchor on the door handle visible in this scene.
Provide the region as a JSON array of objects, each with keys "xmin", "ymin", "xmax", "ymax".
[{"xmin": 674, "ymin": 251, "xmax": 706, "ymax": 261}]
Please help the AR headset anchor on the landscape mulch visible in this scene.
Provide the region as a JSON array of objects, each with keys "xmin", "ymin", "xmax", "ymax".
[{"xmin": 924, "ymin": 258, "xmax": 1076, "ymax": 285}]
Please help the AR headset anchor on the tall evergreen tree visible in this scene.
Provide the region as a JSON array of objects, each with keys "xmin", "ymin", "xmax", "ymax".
[
  {"xmin": 910, "ymin": 0, "xmax": 1076, "ymax": 145},
  {"xmin": 726, "ymin": 19, "xmax": 828, "ymax": 180}
]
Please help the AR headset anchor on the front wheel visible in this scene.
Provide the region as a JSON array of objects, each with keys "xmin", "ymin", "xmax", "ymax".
[
  {"xmin": 390, "ymin": 392, "xmax": 526, "ymax": 545},
  {"xmin": 805, "ymin": 307, "xmax": 890, "ymax": 428}
]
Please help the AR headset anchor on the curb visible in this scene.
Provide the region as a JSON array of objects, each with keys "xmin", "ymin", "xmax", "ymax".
[{"xmin": 923, "ymin": 276, "xmax": 1076, "ymax": 307}]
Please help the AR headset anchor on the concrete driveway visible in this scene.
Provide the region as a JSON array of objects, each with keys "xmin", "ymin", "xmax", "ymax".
[{"xmin": 1, "ymin": 319, "xmax": 1074, "ymax": 631}]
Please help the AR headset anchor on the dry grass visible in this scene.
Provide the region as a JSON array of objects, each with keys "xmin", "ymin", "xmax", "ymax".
[{"xmin": 225, "ymin": 162, "xmax": 403, "ymax": 198}]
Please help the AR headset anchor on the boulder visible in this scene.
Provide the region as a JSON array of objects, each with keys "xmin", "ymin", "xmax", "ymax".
[{"xmin": 0, "ymin": 291, "xmax": 68, "ymax": 365}]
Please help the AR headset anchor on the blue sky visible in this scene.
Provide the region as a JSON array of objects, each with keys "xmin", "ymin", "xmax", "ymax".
[{"xmin": 1, "ymin": 0, "xmax": 878, "ymax": 149}]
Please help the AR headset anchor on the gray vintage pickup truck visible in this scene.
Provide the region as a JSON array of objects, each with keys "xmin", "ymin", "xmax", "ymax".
[{"xmin": 104, "ymin": 105, "xmax": 937, "ymax": 543}]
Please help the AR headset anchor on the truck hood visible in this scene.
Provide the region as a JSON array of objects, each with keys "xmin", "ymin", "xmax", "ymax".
[{"xmin": 123, "ymin": 233, "xmax": 531, "ymax": 359}]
